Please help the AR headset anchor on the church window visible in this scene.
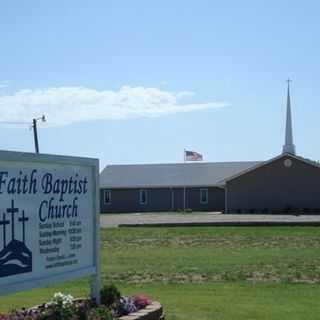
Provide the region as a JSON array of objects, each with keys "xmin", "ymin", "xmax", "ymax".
[
  {"xmin": 200, "ymin": 189, "xmax": 208, "ymax": 204},
  {"xmin": 104, "ymin": 190, "xmax": 112, "ymax": 205},
  {"xmin": 140, "ymin": 189, "xmax": 148, "ymax": 205}
]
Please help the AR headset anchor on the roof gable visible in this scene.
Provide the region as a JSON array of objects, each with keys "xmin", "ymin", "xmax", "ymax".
[{"xmin": 224, "ymin": 153, "xmax": 320, "ymax": 183}]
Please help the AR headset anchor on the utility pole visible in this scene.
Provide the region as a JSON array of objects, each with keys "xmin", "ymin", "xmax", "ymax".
[
  {"xmin": 32, "ymin": 115, "xmax": 46, "ymax": 154},
  {"xmin": 0, "ymin": 115, "xmax": 46, "ymax": 153},
  {"xmin": 32, "ymin": 118, "xmax": 39, "ymax": 153}
]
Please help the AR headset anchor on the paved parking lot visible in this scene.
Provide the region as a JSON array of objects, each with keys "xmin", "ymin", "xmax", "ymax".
[{"xmin": 100, "ymin": 212, "xmax": 320, "ymax": 227}]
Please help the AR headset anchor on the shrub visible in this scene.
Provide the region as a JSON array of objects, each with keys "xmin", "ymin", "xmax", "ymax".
[
  {"xmin": 74, "ymin": 300, "xmax": 94, "ymax": 320},
  {"xmin": 100, "ymin": 284, "xmax": 121, "ymax": 308}
]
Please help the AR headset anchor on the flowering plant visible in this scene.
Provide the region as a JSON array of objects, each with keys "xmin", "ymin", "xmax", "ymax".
[
  {"xmin": 118, "ymin": 297, "xmax": 137, "ymax": 316},
  {"xmin": 1, "ymin": 286, "xmax": 154, "ymax": 319},
  {"xmin": 2, "ymin": 308, "xmax": 45, "ymax": 320},
  {"xmin": 45, "ymin": 292, "xmax": 77, "ymax": 319},
  {"xmin": 46, "ymin": 292, "xmax": 74, "ymax": 308},
  {"xmin": 131, "ymin": 294, "xmax": 152, "ymax": 309}
]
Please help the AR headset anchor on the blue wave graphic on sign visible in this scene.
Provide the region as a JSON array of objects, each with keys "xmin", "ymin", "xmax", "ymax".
[{"xmin": 0, "ymin": 200, "xmax": 32, "ymax": 278}]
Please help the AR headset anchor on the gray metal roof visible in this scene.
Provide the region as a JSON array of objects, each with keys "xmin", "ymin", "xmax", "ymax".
[{"xmin": 100, "ymin": 161, "xmax": 262, "ymax": 188}]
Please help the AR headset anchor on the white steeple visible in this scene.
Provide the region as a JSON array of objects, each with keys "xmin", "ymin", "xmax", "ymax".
[{"xmin": 282, "ymin": 79, "xmax": 296, "ymax": 155}]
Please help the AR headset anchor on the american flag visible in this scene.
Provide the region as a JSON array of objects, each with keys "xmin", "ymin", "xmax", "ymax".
[{"xmin": 185, "ymin": 150, "xmax": 203, "ymax": 161}]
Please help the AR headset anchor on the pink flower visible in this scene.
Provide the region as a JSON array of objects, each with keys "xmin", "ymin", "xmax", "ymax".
[{"xmin": 131, "ymin": 294, "xmax": 152, "ymax": 309}]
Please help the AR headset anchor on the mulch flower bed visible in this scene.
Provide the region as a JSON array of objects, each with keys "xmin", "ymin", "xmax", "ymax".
[{"xmin": 0, "ymin": 285, "xmax": 163, "ymax": 320}]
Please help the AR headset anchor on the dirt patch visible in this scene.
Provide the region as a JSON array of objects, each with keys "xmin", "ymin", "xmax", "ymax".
[
  {"xmin": 104, "ymin": 262, "xmax": 320, "ymax": 285},
  {"xmin": 105, "ymin": 235, "xmax": 320, "ymax": 250}
]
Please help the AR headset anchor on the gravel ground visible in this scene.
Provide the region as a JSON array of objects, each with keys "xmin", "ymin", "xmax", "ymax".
[{"xmin": 100, "ymin": 212, "xmax": 320, "ymax": 227}]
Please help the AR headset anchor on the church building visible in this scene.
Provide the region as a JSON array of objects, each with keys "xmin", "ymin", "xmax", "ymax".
[{"xmin": 100, "ymin": 83, "xmax": 320, "ymax": 214}]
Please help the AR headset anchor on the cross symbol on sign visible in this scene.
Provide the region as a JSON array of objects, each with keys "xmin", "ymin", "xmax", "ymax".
[
  {"xmin": 18, "ymin": 210, "xmax": 29, "ymax": 243},
  {"xmin": 0, "ymin": 213, "xmax": 10, "ymax": 247},
  {"xmin": 6, "ymin": 199, "xmax": 19, "ymax": 241}
]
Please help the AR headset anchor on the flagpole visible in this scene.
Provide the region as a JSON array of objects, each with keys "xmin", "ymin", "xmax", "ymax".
[{"xmin": 183, "ymin": 149, "xmax": 186, "ymax": 211}]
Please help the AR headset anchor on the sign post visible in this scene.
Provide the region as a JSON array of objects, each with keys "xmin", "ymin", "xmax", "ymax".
[
  {"xmin": 91, "ymin": 163, "xmax": 101, "ymax": 303},
  {"xmin": 0, "ymin": 150, "xmax": 100, "ymax": 303}
]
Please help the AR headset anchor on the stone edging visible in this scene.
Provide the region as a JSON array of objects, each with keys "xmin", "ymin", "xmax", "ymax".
[{"xmin": 119, "ymin": 301, "xmax": 164, "ymax": 320}]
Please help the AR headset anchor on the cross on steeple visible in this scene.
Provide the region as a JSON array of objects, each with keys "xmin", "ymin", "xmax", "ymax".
[
  {"xmin": 18, "ymin": 210, "xmax": 28, "ymax": 243},
  {"xmin": 7, "ymin": 199, "xmax": 19, "ymax": 241},
  {"xmin": 0, "ymin": 213, "xmax": 10, "ymax": 248}
]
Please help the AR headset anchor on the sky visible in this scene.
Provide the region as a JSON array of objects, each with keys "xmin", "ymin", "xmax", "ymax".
[{"xmin": 1, "ymin": 0, "xmax": 320, "ymax": 169}]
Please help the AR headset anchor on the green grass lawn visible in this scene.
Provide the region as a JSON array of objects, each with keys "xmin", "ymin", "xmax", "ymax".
[{"xmin": 1, "ymin": 227, "xmax": 320, "ymax": 319}]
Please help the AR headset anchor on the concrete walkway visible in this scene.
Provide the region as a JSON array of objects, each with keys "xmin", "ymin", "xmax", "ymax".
[{"xmin": 100, "ymin": 212, "xmax": 320, "ymax": 227}]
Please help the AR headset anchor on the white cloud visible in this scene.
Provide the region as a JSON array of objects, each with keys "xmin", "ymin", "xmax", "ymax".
[{"xmin": 0, "ymin": 86, "xmax": 229, "ymax": 127}]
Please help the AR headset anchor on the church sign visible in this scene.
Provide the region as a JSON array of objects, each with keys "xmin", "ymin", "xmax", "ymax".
[{"xmin": 0, "ymin": 151, "xmax": 100, "ymax": 300}]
